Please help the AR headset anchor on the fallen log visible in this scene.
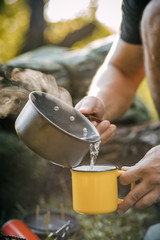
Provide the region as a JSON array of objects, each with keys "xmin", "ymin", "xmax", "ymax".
[{"xmin": 0, "ymin": 66, "xmax": 72, "ymax": 131}]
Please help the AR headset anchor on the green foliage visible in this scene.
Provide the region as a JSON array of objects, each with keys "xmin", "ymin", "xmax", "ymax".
[
  {"xmin": 38, "ymin": 195, "xmax": 160, "ymax": 240},
  {"xmin": 0, "ymin": 0, "xmax": 111, "ymax": 64},
  {"xmin": 137, "ymin": 78, "xmax": 159, "ymax": 121},
  {"xmin": 0, "ymin": 0, "xmax": 30, "ymax": 63},
  {"xmin": 72, "ymin": 22, "xmax": 111, "ymax": 49},
  {"xmin": 45, "ymin": 17, "xmax": 89, "ymax": 45},
  {"xmin": 69, "ymin": 207, "xmax": 160, "ymax": 240},
  {"xmin": 45, "ymin": 17, "xmax": 111, "ymax": 47}
]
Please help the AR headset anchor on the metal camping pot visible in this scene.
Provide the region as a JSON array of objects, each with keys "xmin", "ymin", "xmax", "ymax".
[{"xmin": 15, "ymin": 91, "xmax": 100, "ymax": 168}]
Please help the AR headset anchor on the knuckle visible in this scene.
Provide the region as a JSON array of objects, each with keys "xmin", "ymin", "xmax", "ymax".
[{"xmin": 130, "ymin": 192, "xmax": 140, "ymax": 203}]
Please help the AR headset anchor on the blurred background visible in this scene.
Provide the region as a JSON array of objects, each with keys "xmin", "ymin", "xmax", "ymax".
[
  {"xmin": 0, "ymin": 1, "xmax": 160, "ymax": 239},
  {"xmin": 0, "ymin": 0, "xmax": 122, "ymax": 62}
]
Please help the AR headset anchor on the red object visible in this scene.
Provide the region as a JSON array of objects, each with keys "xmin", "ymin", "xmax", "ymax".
[{"xmin": 1, "ymin": 219, "xmax": 40, "ymax": 240}]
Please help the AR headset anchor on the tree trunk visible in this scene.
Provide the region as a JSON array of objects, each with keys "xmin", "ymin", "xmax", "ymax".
[{"xmin": 21, "ymin": 0, "xmax": 46, "ymax": 53}]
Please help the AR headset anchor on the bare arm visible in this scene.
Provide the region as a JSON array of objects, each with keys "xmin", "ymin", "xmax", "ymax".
[
  {"xmin": 88, "ymin": 36, "xmax": 145, "ymax": 121},
  {"xmin": 76, "ymin": 35, "xmax": 145, "ymax": 144}
]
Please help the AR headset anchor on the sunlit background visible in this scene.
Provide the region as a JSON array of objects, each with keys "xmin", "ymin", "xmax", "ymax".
[
  {"xmin": 45, "ymin": 0, "xmax": 122, "ymax": 32},
  {"xmin": 0, "ymin": 0, "xmax": 123, "ymax": 64}
]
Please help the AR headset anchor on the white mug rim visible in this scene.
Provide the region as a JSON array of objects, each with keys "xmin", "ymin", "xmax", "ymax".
[{"xmin": 71, "ymin": 164, "xmax": 117, "ymax": 172}]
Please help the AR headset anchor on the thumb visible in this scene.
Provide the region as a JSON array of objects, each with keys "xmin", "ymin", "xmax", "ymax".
[{"xmin": 75, "ymin": 96, "xmax": 97, "ymax": 114}]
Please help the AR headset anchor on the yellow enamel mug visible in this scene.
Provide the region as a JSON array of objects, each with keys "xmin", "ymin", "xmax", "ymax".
[{"xmin": 71, "ymin": 165, "xmax": 134, "ymax": 215}]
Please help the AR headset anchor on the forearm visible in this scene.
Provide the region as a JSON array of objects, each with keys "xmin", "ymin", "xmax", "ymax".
[
  {"xmin": 87, "ymin": 38, "xmax": 144, "ymax": 121},
  {"xmin": 88, "ymin": 63, "xmax": 137, "ymax": 121}
]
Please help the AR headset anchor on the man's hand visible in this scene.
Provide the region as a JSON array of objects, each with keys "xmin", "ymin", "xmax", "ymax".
[
  {"xmin": 75, "ymin": 96, "xmax": 116, "ymax": 145},
  {"xmin": 117, "ymin": 145, "xmax": 160, "ymax": 214}
]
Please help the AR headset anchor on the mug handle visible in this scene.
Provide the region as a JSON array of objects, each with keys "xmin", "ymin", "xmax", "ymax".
[{"xmin": 117, "ymin": 170, "xmax": 135, "ymax": 204}]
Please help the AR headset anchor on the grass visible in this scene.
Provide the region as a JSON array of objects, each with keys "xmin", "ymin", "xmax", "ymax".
[
  {"xmin": 69, "ymin": 206, "xmax": 160, "ymax": 240},
  {"xmin": 32, "ymin": 194, "xmax": 160, "ymax": 240}
]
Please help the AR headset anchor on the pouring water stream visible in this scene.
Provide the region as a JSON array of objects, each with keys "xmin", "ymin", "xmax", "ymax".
[{"xmin": 82, "ymin": 127, "xmax": 101, "ymax": 169}]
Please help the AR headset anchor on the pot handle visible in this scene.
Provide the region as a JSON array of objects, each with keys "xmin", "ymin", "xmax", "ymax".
[{"xmin": 83, "ymin": 113, "xmax": 103, "ymax": 123}]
